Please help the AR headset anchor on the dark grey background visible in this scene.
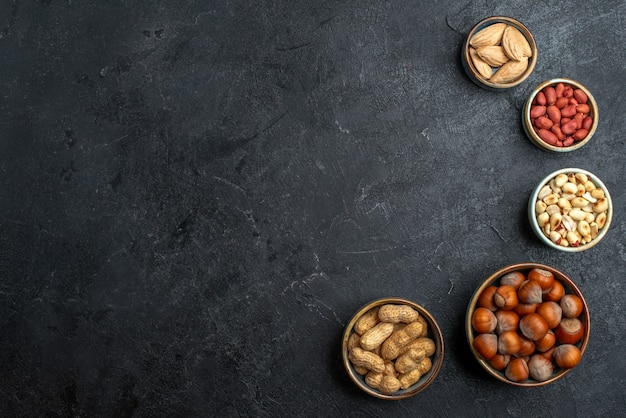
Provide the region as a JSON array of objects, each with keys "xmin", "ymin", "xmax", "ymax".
[{"xmin": 1, "ymin": 0, "xmax": 625, "ymax": 416}]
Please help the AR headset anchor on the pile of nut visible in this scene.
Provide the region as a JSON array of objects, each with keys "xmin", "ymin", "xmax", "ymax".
[
  {"xmin": 471, "ymin": 268, "xmax": 585, "ymax": 383},
  {"xmin": 468, "ymin": 22, "xmax": 533, "ymax": 84},
  {"xmin": 529, "ymin": 82, "xmax": 594, "ymax": 147},
  {"xmin": 534, "ymin": 171, "xmax": 609, "ymax": 248},
  {"xmin": 347, "ymin": 304, "xmax": 436, "ymax": 394}
]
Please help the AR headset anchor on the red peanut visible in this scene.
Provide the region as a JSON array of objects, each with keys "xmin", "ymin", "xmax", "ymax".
[
  {"xmin": 538, "ymin": 129, "xmax": 558, "ymax": 145},
  {"xmin": 561, "ymin": 120, "xmax": 578, "ymax": 135},
  {"xmin": 555, "ymin": 97, "xmax": 569, "ymax": 109},
  {"xmin": 547, "ymin": 106, "xmax": 561, "ymax": 124},
  {"xmin": 561, "ymin": 105, "xmax": 577, "ymax": 118},
  {"xmin": 535, "ymin": 116, "xmax": 554, "ymax": 130},
  {"xmin": 555, "ymin": 82, "xmax": 565, "ymax": 98},
  {"xmin": 563, "ymin": 86, "xmax": 574, "ymax": 98},
  {"xmin": 577, "ymin": 104, "xmax": 590, "ymax": 114},
  {"xmin": 574, "ymin": 113, "xmax": 584, "ymax": 129},
  {"xmin": 573, "ymin": 129, "xmax": 589, "ymax": 141},
  {"xmin": 582, "ymin": 116, "xmax": 593, "ymax": 130},
  {"xmin": 530, "ymin": 105, "xmax": 547, "ymax": 118},
  {"xmin": 536, "ymin": 92, "xmax": 547, "ymax": 106},
  {"xmin": 563, "ymin": 137, "xmax": 574, "ymax": 147},
  {"xmin": 573, "ymin": 89, "xmax": 588, "ymax": 104},
  {"xmin": 544, "ymin": 87, "xmax": 557, "ymax": 105},
  {"xmin": 551, "ymin": 125, "xmax": 565, "ymax": 140}
]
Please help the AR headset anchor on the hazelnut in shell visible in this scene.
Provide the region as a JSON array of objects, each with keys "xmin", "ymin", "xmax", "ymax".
[
  {"xmin": 527, "ymin": 268, "xmax": 555, "ymax": 292},
  {"xmin": 498, "ymin": 331, "xmax": 521, "ymax": 356},
  {"xmin": 500, "ymin": 271, "xmax": 525, "ymax": 289},
  {"xmin": 536, "ymin": 301, "xmax": 563, "ymax": 329},
  {"xmin": 519, "ymin": 313, "xmax": 549, "ymax": 341},
  {"xmin": 472, "ymin": 307, "xmax": 497, "ymax": 334},
  {"xmin": 560, "ymin": 294, "xmax": 584, "ymax": 318},
  {"xmin": 494, "ymin": 285, "xmax": 519, "ymax": 310},
  {"xmin": 554, "ymin": 344, "xmax": 582, "ymax": 369},
  {"xmin": 555, "ymin": 317, "xmax": 585, "ymax": 344},
  {"xmin": 505, "ymin": 357, "xmax": 529, "ymax": 382},
  {"xmin": 518, "ymin": 280, "xmax": 543, "ymax": 304},
  {"xmin": 473, "ymin": 333, "xmax": 498, "ymax": 360},
  {"xmin": 528, "ymin": 354, "xmax": 554, "ymax": 381}
]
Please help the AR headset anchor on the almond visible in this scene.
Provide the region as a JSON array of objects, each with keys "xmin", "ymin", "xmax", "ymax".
[
  {"xmin": 469, "ymin": 23, "xmax": 507, "ymax": 48},
  {"xmin": 476, "ymin": 45, "xmax": 510, "ymax": 67},
  {"xmin": 502, "ymin": 26, "xmax": 532, "ymax": 60},
  {"xmin": 490, "ymin": 57, "xmax": 528, "ymax": 84},
  {"xmin": 469, "ymin": 47, "xmax": 493, "ymax": 80}
]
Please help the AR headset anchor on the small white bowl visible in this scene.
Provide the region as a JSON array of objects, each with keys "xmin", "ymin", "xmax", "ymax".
[{"xmin": 528, "ymin": 168, "xmax": 613, "ymax": 252}]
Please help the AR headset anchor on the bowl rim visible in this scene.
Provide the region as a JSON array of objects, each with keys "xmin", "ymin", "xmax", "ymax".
[
  {"xmin": 528, "ymin": 167, "xmax": 613, "ymax": 252},
  {"xmin": 465, "ymin": 262, "xmax": 591, "ymax": 387},
  {"xmin": 342, "ymin": 297, "xmax": 445, "ymax": 400},
  {"xmin": 522, "ymin": 78, "xmax": 599, "ymax": 152},
  {"xmin": 462, "ymin": 16, "xmax": 538, "ymax": 90}
]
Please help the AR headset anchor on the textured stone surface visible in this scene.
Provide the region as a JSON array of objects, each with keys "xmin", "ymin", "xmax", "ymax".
[{"xmin": 1, "ymin": 0, "xmax": 625, "ymax": 416}]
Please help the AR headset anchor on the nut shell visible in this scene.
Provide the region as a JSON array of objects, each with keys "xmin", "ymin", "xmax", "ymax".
[
  {"xmin": 505, "ymin": 357, "xmax": 529, "ymax": 382},
  {"xmin": 553, "ymin": 344, "xmax": 582, "ymax": 369},
  {"xmin": 519, "ymin": 313, "xmax": 549, "ymax": 341}
]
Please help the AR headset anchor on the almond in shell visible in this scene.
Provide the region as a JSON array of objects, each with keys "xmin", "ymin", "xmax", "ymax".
[
  {"xmin": 502, "ymin": 26, "xmax": 532, "ymax": 60},
  {"xmin": 476, "ymin": 45, "xmax": 510, "ymax": 67},
  {"xmin": 490, "ymin": 57, "xmax": 528, "ymax": 84},
  {"xmin": 469, "ymin": 47, "xmax": 493, "ymax": 80},
  {"xmin": 469, "ymin": 23, "xmax": 507, "ymax": 48}
]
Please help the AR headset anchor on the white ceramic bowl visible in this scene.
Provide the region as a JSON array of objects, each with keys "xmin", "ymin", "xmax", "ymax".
[{"xmin": 528, "ymin": 168, "xmax": 612, "ymax": 252}]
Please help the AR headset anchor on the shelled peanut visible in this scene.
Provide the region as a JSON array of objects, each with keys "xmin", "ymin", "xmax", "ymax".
[
  {"xmin": 471, "ymin": 268, "xmax": 585, "ymax": 383},
  {"xmin": 529, "ymin": 82, "xmax": 593, "ymax": 147},
  {"xmin": 534, "ymin": 171, "xmax": 609, "ymax": 248},
  {"xmin": 348, "ymin": 304, "xmax": 436, "ymax": 394},
  {"xmin": 469, "ymin": 23, "xmax": 533, "ymax": 83}
]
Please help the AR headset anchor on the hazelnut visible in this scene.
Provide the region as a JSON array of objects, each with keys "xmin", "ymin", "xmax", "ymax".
[
  {"xmin": 528, "ymin": 354, "xmax": 554, "ymax": 381},
  {"xmin": 473, "ymin": 333, "xmax": 498, "ymax": 360},
  {"xmin": 505, "ymin": 357, "xmax": 529, "ymax": 382},
  {"xmin": 494, "ymin": 285, "xmax": 519, "ymax": 311},
  {"xmin": 553, "ymin": 344, "xmax": 582, "ymax": 369},
  {"xmin": 519, "ymin": 313, "xmax": 549, "ymax": 341},
  {"xmin": 472, "ymin": 307, "xmax": 498, "ymax": 334},
  {"xmin": 560, "ymin": 294, "xmax": 584, "ymax": 318}
]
